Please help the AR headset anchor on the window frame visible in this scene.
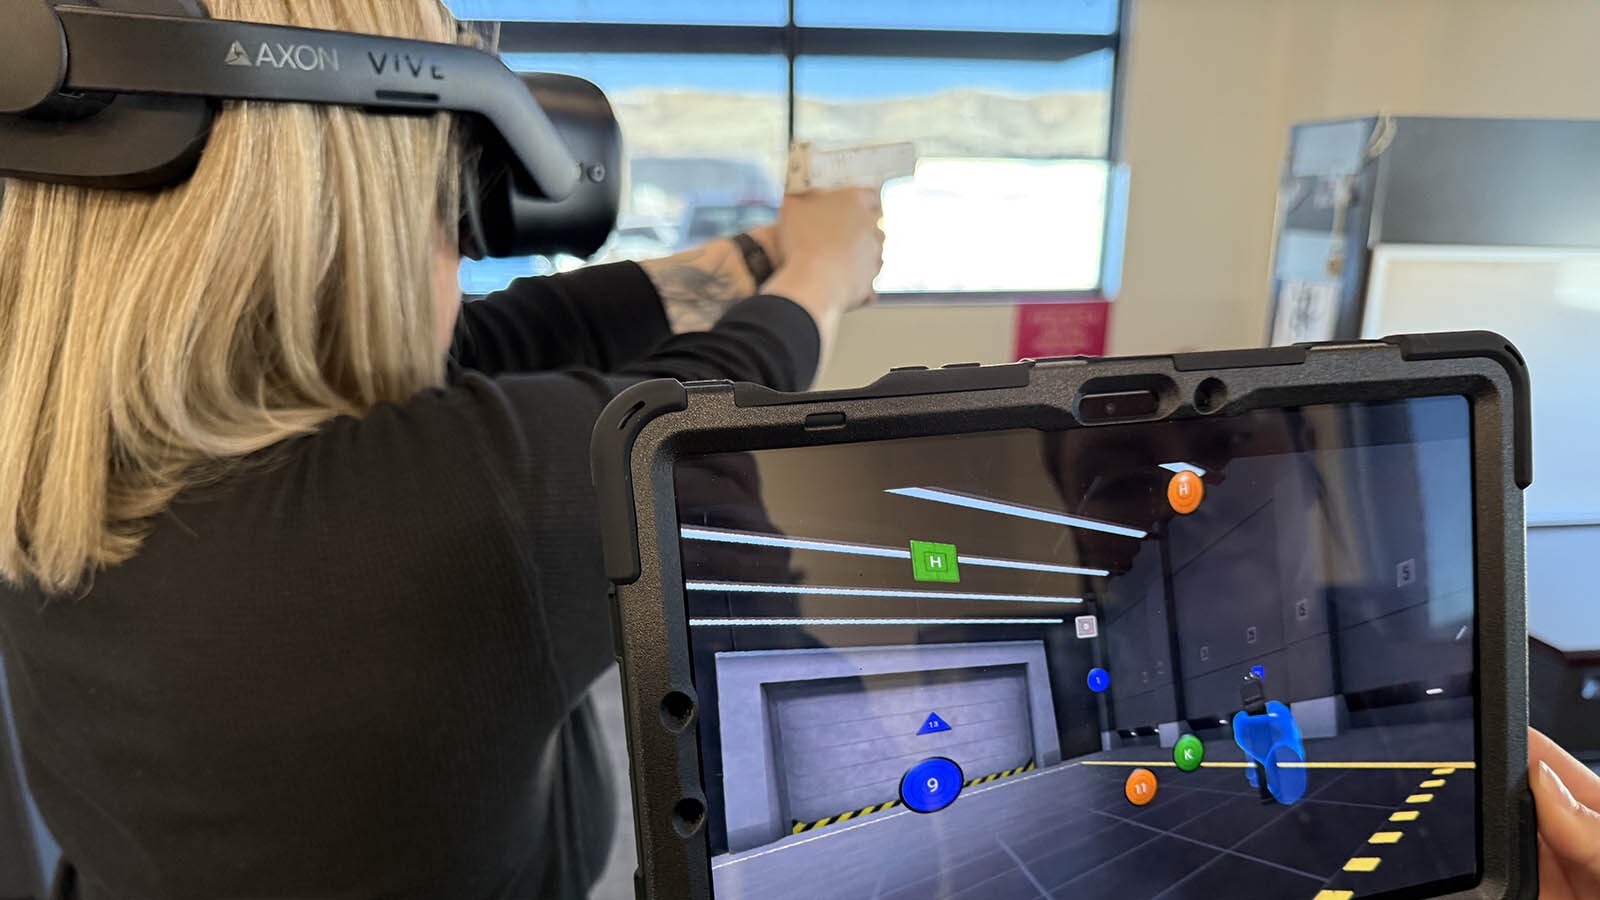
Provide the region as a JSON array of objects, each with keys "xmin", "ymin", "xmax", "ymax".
[{"xmin": 459, "ymin": 3, "xmax": 1129, "ymax": 303}]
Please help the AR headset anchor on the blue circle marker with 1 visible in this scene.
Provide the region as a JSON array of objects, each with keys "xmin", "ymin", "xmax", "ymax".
[
  {"xmin": 900, "ymin": 757, "xmax": 964, "ymax": 813},
  {"xmin": 1087, "ymin": 667, "xmax": 1111, "ymax": 693}
]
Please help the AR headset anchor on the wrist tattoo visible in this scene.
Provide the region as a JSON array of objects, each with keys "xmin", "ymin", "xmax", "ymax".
[{"xmin": 641, "ymin": 243, "xmax": 758, "ymax": 334}]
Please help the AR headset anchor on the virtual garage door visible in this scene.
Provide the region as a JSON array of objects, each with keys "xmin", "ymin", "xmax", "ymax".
[{"xmin": 767, "ymin": 666, "xmax": 1033, "ymax": 826}]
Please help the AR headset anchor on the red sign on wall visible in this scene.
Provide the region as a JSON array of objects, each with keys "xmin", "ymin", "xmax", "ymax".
[{"xmin": 1014, "ymin": 300, "xmax": 1111, "ymax": 360}]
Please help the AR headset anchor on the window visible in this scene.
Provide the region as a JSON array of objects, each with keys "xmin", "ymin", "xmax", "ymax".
[
  {"xmin": 498, "ymin": 53, "xmax": 788, "ymax": 268},
  {"xmin": 449, "ymin": 0, "xmax": 1123, "ymax": 299},
  {"xmin": 448, "ymin": 0, "xmax": 785, "ymax": 26},
  {"xmin": 794, "ymin": 0, "xmax": 1119, "ymax": 35},
  {"xmin": 795, "ymin": 53, "xmax": 1114, "ymax": 293}
]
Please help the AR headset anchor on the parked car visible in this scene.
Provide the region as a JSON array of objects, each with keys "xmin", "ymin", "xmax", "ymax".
[
  {"xmin": 630, "ymin": 157, "xmax": 782, "ymax": 250},
  {"xmin": 458, "ymin": 156, "xmax": 784, "ymax": 292}
]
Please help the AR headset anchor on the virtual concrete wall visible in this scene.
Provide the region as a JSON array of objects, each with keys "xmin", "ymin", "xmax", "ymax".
[
  {"xmin": 1169, "ymin": 448, "xmax": 1338, "ymax": 717},
  {"xmin": 767, "ymin": 667, "xmax": 1033, "ymax": 827},
  {"xmin": 1101, "ymin": 435, "xmax": 1473, "ymax": 738},
  {"xmin": 715, "ymin": 641, "xmax": 1060, "ymax": 853}
]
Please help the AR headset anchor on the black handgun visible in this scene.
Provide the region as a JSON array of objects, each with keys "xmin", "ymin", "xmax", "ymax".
[{"xmin": 1240, "ymin": 673, "xmax": 1273, "ymax": 803}]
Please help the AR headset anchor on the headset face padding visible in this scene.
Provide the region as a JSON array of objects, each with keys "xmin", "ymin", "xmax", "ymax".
[{"xmin": 0, "ymin": 0, "xmax": 622, "ymax": 259}]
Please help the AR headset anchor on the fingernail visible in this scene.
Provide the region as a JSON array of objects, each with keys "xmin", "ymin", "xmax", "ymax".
[{"xmin": 1539, "ymin": 761, "xmax": 1580, "ymax": 812}]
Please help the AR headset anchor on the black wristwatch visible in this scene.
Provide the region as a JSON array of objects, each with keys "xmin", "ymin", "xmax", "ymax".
[{"xmin": 731, "ymin": 232, "xmax": 776, "ymax": 286}]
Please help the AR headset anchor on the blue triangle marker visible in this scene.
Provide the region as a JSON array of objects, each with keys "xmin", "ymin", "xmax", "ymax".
[{"xmin": 917, "ymin": 713, "xmax": 952, "ymax": 736}]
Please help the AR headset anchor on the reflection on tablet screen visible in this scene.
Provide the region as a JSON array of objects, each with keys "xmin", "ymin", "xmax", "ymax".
[{"xmin": 674, "ymin": 396, "xmax": 1479, "ymax": 900}]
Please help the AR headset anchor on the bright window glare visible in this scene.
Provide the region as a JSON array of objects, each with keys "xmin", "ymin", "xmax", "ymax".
[
  {"xmin": 796, "ymin": 52, "xmax": 1114, "ymax": 294},
  {"xmin": 459, "ymin": 255, "xmax": 582, "ymax": 296},
  {"xmin": 880, "ymin": 160, "xmax": 1107, "ymax": 293}
]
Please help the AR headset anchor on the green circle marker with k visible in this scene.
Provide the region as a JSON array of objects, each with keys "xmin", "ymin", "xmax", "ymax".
[{"xmin": 1174, "ymin": 734, "xmax": 1204, "ymax": 772}]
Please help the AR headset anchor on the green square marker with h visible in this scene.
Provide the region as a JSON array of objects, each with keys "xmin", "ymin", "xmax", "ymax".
[{"xmin": 911, "ymin": 541, "xmax": 960, "ymax": 583}]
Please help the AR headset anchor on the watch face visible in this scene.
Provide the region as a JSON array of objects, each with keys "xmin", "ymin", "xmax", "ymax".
[{"xmin": 734, "ymin": 232, "xmax": 776, "ymax": 283}]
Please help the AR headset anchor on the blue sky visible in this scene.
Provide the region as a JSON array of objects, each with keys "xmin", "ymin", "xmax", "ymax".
[
  {"xmin": 456, "ymin": 1, "xmax": 1120, "ymax": 293},
  {"xmin": 500, "ymin": 51, "xmax": 1113, "ymax": 100},
  {"xmin": 454, "ymin": 1, "xmax": 1117, "ymax": 100},
  {"xmin": 447, "ymin": 0, "xmax": 1118, "ymax": 33}
]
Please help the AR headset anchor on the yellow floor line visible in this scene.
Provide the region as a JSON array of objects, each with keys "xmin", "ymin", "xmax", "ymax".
[
  {"xmin": 1418, "ymin": 779, "xmax": 1446, "ymax": 788},
  {"xmin": 1082, "ymin": 761, "xmax": 1249, "ymax": 768},
  {"xmin": 1082, "ymin": 760, "xmax": 1177, "ymax": 767},
  {"xmin": 1344, "ymin": 857, "xmax": 1382, "ymax": 872},
  {"xmin": 1078, "ymin": 760, "xmax": 1475, "ymax": 770},
  {"xmin": 1390, "ymin": 810, "xmax": 1420, "ymax": 822},
  {"xmin": 1281, "ymin": 761, "xmax": 1475, "ymax": 770},
  {"xmin": 1314, "ymin": 891, "xmax": 1354, "ymax": 900},
  {"xmin": 1369, "ymin": 831, "xmax": 1403, "ymax": 844},
  {"xmin": 1432, "ymin": 767, "xmax": 1456, "ymax": 775},
  {"xmin": 1406, "ymin": 793, "xmax": 1434, "ymax": 804}
]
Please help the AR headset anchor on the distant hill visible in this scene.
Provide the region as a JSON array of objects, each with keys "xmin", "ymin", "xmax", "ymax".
[{"xmin": 609, "ymin": 88, "xmax": 1109, "ymax": 178}]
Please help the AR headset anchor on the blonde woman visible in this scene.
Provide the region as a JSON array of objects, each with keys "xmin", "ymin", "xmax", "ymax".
[{"xmin": 0, "ymin": 1, "xmax": 882, "ymax": 898}]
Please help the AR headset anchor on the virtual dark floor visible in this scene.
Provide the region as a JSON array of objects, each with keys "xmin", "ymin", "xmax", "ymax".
[{"xmin": 708, "ymin": 719, "xmax": 1476, "ymax": 900}]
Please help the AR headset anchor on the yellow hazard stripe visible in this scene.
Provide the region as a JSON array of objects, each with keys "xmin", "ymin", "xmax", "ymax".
[
  {"xmin": 791, "ymin": 799, "xmax": 903, "ymax": 835},
  {"xmin": 791, "ymin": 760, "xmax": 1038, "ymax": 835},
  {"xmin": 963, "ymin": 760, "xmax": 1037, "ymax": 788}
]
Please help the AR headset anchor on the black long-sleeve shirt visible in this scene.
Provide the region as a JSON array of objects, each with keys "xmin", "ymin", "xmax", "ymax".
[{"xmin": 0, "ymin": 263, "xmax": 820, "ymax": 900}]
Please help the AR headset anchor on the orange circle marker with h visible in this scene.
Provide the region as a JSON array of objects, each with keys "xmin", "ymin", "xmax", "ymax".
[{"xmin": 1168, "ymin": 471, "xmax": 1203, "ymax": 515}]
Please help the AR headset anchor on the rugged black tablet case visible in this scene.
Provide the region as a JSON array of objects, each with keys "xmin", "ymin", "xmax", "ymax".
[{"xmin": 592, "ymin": 332, "xmax": 1536, "ymax": 900}]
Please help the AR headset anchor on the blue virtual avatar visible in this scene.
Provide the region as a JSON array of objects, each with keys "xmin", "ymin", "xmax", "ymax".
[{"xmin": 1232, "ymin": 672, "xmax": 1308, "ymax": 805}]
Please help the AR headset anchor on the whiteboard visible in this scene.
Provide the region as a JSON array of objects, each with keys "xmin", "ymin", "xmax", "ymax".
[
  {"xmin": 1364, "ymin": 245, "xmax": 1600, "ymax": 526},
  {"xmin": 1363, "ymin": 245, "xmax": 1600, "ymax": 651}
]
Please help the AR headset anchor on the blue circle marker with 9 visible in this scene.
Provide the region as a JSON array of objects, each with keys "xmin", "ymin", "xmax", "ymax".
[
  {"xmin": 900, "ymin": 757, "xmax": 964, "ymax": 813},
  {"xmin": 1087, "ymin": 667, "xmax": 1110, "ymax": 693}
]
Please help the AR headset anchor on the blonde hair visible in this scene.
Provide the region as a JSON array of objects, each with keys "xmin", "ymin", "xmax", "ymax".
[{"xmin": 0, "ymin": 0, "xmax": 464, "ymax": 593}]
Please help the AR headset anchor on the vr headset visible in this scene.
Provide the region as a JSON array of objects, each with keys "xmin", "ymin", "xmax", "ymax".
[{"xmin": 0, "ymin": 0, "xmax": 623, "ymax": 260}]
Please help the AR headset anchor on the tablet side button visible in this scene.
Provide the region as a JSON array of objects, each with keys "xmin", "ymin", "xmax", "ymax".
[{"xmin": 608, "ymin": 586, "xmax": 625, "ymax": 662}]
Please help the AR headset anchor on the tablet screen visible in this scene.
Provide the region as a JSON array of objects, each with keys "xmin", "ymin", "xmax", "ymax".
[{"xmin": 673, "ymin": 395, "xmax": 1478, "ymax": 900}]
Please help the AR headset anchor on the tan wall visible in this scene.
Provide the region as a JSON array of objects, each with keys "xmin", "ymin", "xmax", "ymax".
[
  {"xmin": 820, "ymin": 0, "xmax": 1600, "ymax": 388},
  {"xmin": 1116, "ymin": 0, "xmax": 1600, "ymax": 356},
  {"xmin": 814, "ymin": 304, "xmax": 1018, "ymax": 390},
  {"xmin": 1110, "ymin": 0, "xmax": 1292, "ymax": 356}
]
